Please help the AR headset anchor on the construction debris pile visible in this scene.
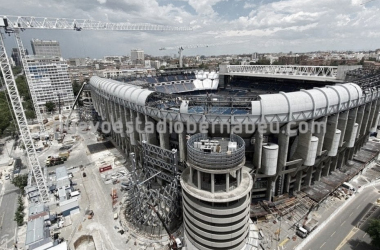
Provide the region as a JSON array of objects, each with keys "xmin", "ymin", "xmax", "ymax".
[{"xmin": 252, "ymin": 192, "xmax": 317, "ymax": 226}]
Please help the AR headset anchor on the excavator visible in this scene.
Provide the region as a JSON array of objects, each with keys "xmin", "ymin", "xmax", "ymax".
[{"xmin": 147, "ymin": 203, "xmax": 182, "ymax": 250}]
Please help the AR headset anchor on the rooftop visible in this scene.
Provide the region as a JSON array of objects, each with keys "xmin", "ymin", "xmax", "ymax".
[
  {"xmin": 55, "ymin": 166, "xmax": 68, "ymax": 181},
  {"xmin": 25, "ymin": 216, "xmax": 51, "ymax": 246}
]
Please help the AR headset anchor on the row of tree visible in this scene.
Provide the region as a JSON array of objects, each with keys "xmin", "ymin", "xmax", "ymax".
[{"xmin": 14, "ymin": 196, "xmax": 25, "ymax": 226}]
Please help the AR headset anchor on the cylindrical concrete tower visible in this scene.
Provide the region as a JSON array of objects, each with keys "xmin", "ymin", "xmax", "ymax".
[
  {"xmin": 181, "ymin": 134, "xmax": 253, "ymax": 250},
  {"xmin": 347, "ymin": 123, "xmax": 359, "ymax": 148},
  {"xmin": 261, "ymin": 143, "xmax": 279, "ymax": 175},
  {"xmin": 304, "ymin": 136, "xmax": 318, "ymax": 166},
  {"xmin": 328, "ymin": 129, "xmax": 341, "ymax": 157}
]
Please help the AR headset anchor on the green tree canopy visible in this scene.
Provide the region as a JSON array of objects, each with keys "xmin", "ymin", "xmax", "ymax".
[
  {"xmin": 12, "ymin": 174, "xmax": 28, "ymax": 195},
  {"xmin": 45, "ymin": 101, "xmax": 56, "ymax": 112},
  {"xmin": 366, "ymin": 219, "xmax": 380, "ymax": 248},
  {"xmin": 0, "ymin": 91, "xmax": 12, "ymax": 136}
]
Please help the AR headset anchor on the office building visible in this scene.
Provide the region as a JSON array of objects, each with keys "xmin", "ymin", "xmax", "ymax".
[
  {"xmin": 131, "ymin": 49, "xmax": 144, "ymax": 65},
  {"xmin": 26, "ymin": 56, "xmax": 74, "ymax": 113},
  {"xmin": 31, "ymin": 39, "xmax": 62, "ymax": 57}
]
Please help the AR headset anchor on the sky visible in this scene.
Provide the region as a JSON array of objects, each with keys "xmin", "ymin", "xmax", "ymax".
[{"xmin": 2, "ymin": 0, "xmax": 380, "ymax": 59}]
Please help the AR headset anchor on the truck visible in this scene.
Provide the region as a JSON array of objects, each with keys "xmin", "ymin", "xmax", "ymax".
[
  {"xmin": 296, "ymin": 226, "xmax": 308, "ymax": 239},
  {"xmin": 58, "ymin": 151, "xmax": 70, "ymax": 160},
  {"xmin": 46, "ymin": 156, "xmax": 65, "ymax": 167},
  {"xmin": 342, "ymin": 182, "xmax": 356, "ymax": 192},
  {"xmin": 303, "ymin": 218, "xmax": 318, "ymax": 233}
]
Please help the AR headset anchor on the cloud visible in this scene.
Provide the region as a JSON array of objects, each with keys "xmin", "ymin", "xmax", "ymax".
[{"xmin": 1, "ymin": 0, "xmax": 380, "ymax": 58}]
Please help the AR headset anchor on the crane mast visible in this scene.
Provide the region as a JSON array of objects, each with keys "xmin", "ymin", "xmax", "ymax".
[
  {"xmin": 0, "ymin": 31, "xmax": 50, "ymax": 202},
  {"xmin": 14, "ymin": 30, "xmax": 46, "ymax": 131},
  {"xmin": 0, "ymin": 16, "xmax": 191, "ymax": 203}
]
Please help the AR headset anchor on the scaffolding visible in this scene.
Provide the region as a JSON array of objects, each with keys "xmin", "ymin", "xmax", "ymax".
[{"xmin": 123, "ymin": 144, "xmax": 182, "ymax": 238}]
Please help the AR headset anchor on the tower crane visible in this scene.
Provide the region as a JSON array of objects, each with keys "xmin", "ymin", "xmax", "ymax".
[
  {"xmin": 159, "ymin": 41, "xmax": 244, "ymax": 68},
  {"xmin": 0, "ymin": 16, "xmax": 190, "ymax": 203}
]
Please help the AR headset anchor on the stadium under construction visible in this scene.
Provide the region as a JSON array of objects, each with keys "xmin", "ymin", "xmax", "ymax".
[{"xmin": 86, "ymin": 64, "xmax": 380, "ymax": 250}]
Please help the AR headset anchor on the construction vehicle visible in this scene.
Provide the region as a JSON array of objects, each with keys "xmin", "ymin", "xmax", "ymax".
[
  {"xmin": 147, "ymin": 203, "xmax": 182, "ymax": 249},
  {"xmin": 58, "ymin": 151, "xmax": 70, "ymax": 161},
  {"xmin": 45, "ymin": 156, "xmax": 65, "ymax": 167},
  {"xmin": 296, "ymin": 204, "xmax": 317, "ymax": 238}
]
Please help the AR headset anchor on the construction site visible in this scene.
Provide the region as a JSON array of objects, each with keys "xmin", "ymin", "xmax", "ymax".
[{"xmin": 2, "ymin": 14, "xmax": 380, "ymax": 250}]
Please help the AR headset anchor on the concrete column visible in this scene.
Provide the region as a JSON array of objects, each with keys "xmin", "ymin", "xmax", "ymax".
[
  {"xmin": 314, "ymin": 117, "xmax": 327, "ymax": 156},
  {"xmin": 276, "ymin": 125, "xmax": 290, "ymax": 196},
  {"xmin": 347, "ymin": 147, "xmax": 355, "ymax": 161},
  {"xmin": 118, "ymin": 104, "xmax": 126, "ymax": 150},
  {"xmin": 322, "ymin": 159, "xmax": 331, "ymax": 177},
  {"xmin": 226, "ymin": 173, "xmax": 229, "ymax": 191},
  {"xmin": 323, "ymin": 114, "xmax": 339, "ymax": 152},
  {"xmin": 305, "ymin": 166, "xmax": 313, "ymax": 186},
  {"xmin": 129, "ymin": 111, "xmax": 138, "ymax": 146},
  {"xmin": 337, "ymin": 111, "xmax": 349, "ymax": 147},
  {"xmin": 178, "ymin": 127, "xmax": 187, "ymax": 163},
  {"xmin": 294, "ymin": 120, "xmax": 314, "ymax": 164},
  {"xmin": 137, "ymin": 112, "xmax": 146, "ymax": 143},
  {"xmin": 359, "ymin": 103, "xmax": 372, "ymax": 137},
  {"xmin": 211, "ymin": 174, "xmax": 215, "ymax": 193},
  {"xmin": 253, "ymin": 131, "xmax": 263, "ymax": 169},
  {"xmin": 355, "ymin": 105, "xmax": 366, "ymax": 138},
  {"xmin": 315, "ymin": 166, "xmax": 322, "ymax": 182},
  {"xmin": 145, "ymin": 115, "xmax": 158, "ymax": 145},
  {"xmin": 330, "ymin": 156, "xmax": 339, "ymax": 172},
  {"xmin": 344, "ymin": 108, "xmax": 358, "ymax": 147},
  {"xmin": 337, "ymin": 150, "xmax": 346, "ymax": 170},
  {"xmin": 124, "ymin": 107, "xmax": 131, "ymax": 154},
  {"xmin": 266, "ymin": 179, "xmax": 275, "ymax": 201},
  {"xmin": 197, "ymin": 170, "xmax": 201, "ymax": 189},
  {"xmin": 284, "ymin": 174, "xmax": 290, "ymax": 194},
  {"xmin": 158, "ymin": 121, "xmax": 170, "ymax": 150},
  {"xmin": 294, "ymin": 171, "xmax": 302, "ymax": 191},
  {"xmin": 370, "ymin": 103, "xmax": 380, "ymax": 131},
  {"xmin": 366, "ymin": 100, "xmax": 378, "ymax": 133}
]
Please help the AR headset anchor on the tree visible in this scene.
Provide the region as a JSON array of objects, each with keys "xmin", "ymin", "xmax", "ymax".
[
  {"xmin": 14, "ymin": 196, "xmax": 25, "ymax": 226},
  {"xmin": 45, "ymin": 101, "xmax": 56, "ymax": 112},
  {"xmin": 12, "ymin": 174, "xmax": 28, "ymax": 195},
  {"xmin": 0, "ymin": 91, "xmax": 12, "ymax": 136},
  {"xmin": 12, "ymin": 66, "xmax": 22, "ymax": 76},
  {"xmin": 366, "ymin": 219, "xmax": 380, "ymax": 248}
]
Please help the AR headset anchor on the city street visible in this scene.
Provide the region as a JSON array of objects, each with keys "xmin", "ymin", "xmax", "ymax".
[
  {"xmin": 0, "ymin": 179, "xmax": 20, "ymax": 249},
  {"xmin": 302, "ymin": 184, "xmax": 380, "ymax": 250}
]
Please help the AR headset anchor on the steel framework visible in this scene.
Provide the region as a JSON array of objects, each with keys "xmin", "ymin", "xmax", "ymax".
[
  {"xmin": 3, "ymin": 15, "xmax": 192, "ymax": 31},
  {"xmin": 0, "ymin": 32, "xmax": 49, "ymax": 202},
  {"xmin": 124, "ymin": 147, "xmax": 182, "ymax": 237},
  {"xmin": 14, "ymin": 30, "xmax": 46, "ymax": 131},
  {"xmin": 142, "ymin": 141, "xmax": 178, "ymax": 183},
  {"xmin": 226, "ymin": 65, "xmax": 338, "ymax": 78},
  {"xmin": 1, "ymin": 15, "xmax": 191, "ymax": 131}
]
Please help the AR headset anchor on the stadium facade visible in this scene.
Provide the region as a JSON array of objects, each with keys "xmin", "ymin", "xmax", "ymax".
[{"xmin": 87, "ymin": 65, "xmax": 380, "ymax": 249}]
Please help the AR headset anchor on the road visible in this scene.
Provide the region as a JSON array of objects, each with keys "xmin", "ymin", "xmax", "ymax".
[
  {"xmin": 303, "ymin": 184, "xmax": 380, "ymax": 250},
  {"xmin": 0, "ymin": 180, "xmax": 19, "ymax": 249}
]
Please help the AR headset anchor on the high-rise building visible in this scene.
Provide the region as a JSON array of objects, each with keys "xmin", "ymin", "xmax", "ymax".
[
  {"xmin": 26, "ymin": 56, "xmax": 74, "ymax": 113},
  {"xmin": 131, "ymin": 49, "xmax": 144, "ymax": 65},
  {"xmin": 11, "ymin": 48, "xmax": 29, "ymax": 67},
  {"xmin": 31, "ymin": 39, "xmax": 62, "ymax": 57}
]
